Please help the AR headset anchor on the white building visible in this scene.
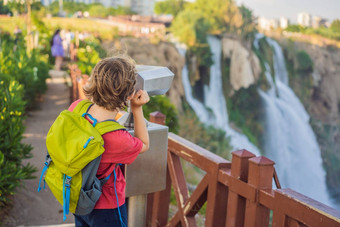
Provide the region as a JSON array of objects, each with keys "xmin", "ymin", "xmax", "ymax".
[
  {"xmin": 280, "ymin": 17, "xmax": 289, "ymax": 29},
  {"xmin": 312, "ymin": 16, "xmax": 329, "ymax": 28},
  {"xmin": 258, "ymin": 17, "xmax": 279, "ymax": 31},
  {"xmin": 297, "ymin": 12, "xmax": 311, "ymax": 27}
]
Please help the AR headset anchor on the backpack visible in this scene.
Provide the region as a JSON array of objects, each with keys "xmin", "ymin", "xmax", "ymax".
[{"xmin": 37, "ymin": 100, "xmax": 125, "ymax": 220}]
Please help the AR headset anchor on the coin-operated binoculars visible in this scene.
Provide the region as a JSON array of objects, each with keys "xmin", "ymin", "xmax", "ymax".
[{"xmin": 118, "ymin": 65, "xmax": 174, "ymax": 227}]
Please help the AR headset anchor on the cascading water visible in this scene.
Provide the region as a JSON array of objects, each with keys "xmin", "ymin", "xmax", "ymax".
[
  {"xmin": 255, "ymin": 34, "xmax": 333, "ymax": 207},
  {"xmin": 177, "ymin": 36, "xmax": 261, "ymax": 156}
]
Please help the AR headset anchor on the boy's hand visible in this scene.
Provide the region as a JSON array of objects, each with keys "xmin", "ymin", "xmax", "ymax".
[{"xmin": 131, "ymin": 90, "xmax": 150, "ymax": 110}]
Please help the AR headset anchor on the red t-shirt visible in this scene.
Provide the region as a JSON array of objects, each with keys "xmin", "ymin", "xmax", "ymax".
[{"xmin": 68, "ymin": 99, "xmax": 142, "ymax": 209}]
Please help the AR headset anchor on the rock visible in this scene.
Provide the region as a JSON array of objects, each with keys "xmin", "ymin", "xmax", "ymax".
[
  {"xmin": 294, "ymin": 42, "xmax": 340, "ymax": 123},
  {"xmin": 222, "ymin": 37, "xmax": 261, "ymax": 91}
]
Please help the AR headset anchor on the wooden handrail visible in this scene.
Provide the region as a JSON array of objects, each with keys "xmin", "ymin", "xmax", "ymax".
[{"xmin": 147, "ymin": 130, "xmax": 340, "ymax": 227}]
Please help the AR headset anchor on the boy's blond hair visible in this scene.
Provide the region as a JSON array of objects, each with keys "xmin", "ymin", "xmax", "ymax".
[{"xmin": 83, "ymin": 56, "xmax": 136, "ymax": 111}]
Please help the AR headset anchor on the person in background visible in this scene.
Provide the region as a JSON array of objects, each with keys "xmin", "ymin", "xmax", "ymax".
[{"xmin": 51, "ymin": 29, "xmax": 64, "ymax": 71}]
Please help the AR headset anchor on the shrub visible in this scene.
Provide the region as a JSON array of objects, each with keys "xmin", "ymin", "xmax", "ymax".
[
  {"xmin": 76, "ymin": 45, "xmax": 101, "ymax": 76},
  {"xmin": 0, "ymin": 36, "xmax": 50, "ymax": 109},
  {"xmin": 0, "ymin": 78, "xmax": 36, "ymax": 206},
  {"xmin": 296, "ymin": 51, "xmax": 313, "ymax": 72},
  {"xmin": 143, "ymin": 95, "xmax": 179, "ymax": 134}
]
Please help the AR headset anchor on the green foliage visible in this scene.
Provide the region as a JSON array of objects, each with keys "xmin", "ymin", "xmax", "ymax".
[
  {"xmin": 0, "ymin": 0, "xmax": 11, "ymax": 15},
  {"xmin": 285, "ymin": 24, "xmax": 306, "ymax": 33},
  {"xmin": 154, "ymin": 0, "xmax": 185, "ymax": 16},
  {"xmin": 171, "ymin": 8, "xmax": 213, "ymax": 79},
  {"xmin": 5, "ymin": 0, "xmax": 25, "ymax": 14},
  {"xmin": 190, "ymin": 0, "xmax": 242, "ymax": 33},
  {"xmin": 47, "ymin": 1, "xmax": 135, "ymax": 17},
  {"xmin": 330, "ymin": 19, "xmax": 340, "ymax": 33},
  {"xmin": 143, "ymin": 95, "xmax": 179, "ymax": 134},
  {"xmin": 286, "ymin": 24, "xmax": 340, "ymax": 41},
  {"xmin": 105, "ymin": 6, "xmax": 135, "ymax": 16},
  {"xmin": 0, "ymin": 79, "xmax": 36, "ymax": 206},
  {"xmin": 88, "ymin": 3, "xmax": 106, "ymax": 18},
  {"xmin": 0, "ymin": 35, "xmax": 50, "ymax": 109},
  {"xmin": 280, "ymin": 41, "xmax": 314, "ymax": 109},
  {"xmin": 296, "ymin": 51, "xmax": 313, "ymax": 72},
  {"xmin": 238, "ymin": 5, "xmax": 257, "ymax": 42},
  {"xmin": 178, "ymin": 106, "xmax": 232, "ymax": 160},
  {"xmin": 252, "ymin": 37, "xmax": 272, "ymax": 91},
  {"xmin": 171, "ymin": 9, "xmax": 211, "ymax": 47},
  {"xmin": 76, "ymin": 44, "xmax": 101, "ymax": 75},
  {"xmin": 227, "ymin": 86, "xmax": 263, "ymax": 148},
  {"xmin": 48, "ymin": 0, "xmax": 89, "ymax": 16}
]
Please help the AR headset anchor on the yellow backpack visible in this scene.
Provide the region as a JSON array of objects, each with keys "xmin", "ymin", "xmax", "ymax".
[{"xmin": 37, "ymin": 100, "xmax": 125, "ymax": 220}]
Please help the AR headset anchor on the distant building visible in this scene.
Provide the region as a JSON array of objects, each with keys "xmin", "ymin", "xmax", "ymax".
[
  {"xmin": 258, "ymin": 17, "xmax": 279, "ymax": 31},
  {"xmin": 312, "ymin": 16, "xmax": 329, "ymax": 28},
  {"xmin": 297, "ymin": 12, "xmax": 311, "ymax": 27},
  {"xmin": 280, "ymin": 17, "xmax": 289, "ymax": 29}
]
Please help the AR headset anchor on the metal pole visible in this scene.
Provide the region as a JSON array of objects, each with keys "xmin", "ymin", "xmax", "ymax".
[{"xmin": 128, "ymin": 194, "xmax": 147, "ymax": 227}]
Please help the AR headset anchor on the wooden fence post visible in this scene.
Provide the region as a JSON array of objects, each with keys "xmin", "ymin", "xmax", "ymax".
[
  {"xmin": 146, "ymin": 112, "xmax": 171, "ymax": 227},
  {"xmin": 226, "ymin": 150, "xmax": 256, "ymax": 227},
  {"xmin": 244, "ymin": 156, "xmax": 275, "ymax": 227}
]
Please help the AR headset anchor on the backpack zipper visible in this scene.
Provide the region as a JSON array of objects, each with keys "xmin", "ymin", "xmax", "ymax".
[{"xmin": 83, "ymin": 136, "xmax": 94, "ymax": 149}]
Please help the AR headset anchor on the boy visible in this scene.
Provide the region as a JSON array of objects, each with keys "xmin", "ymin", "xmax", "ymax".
[{"xmin": 69, "ymin": 56, "xmax": 150, "ymax": 226}]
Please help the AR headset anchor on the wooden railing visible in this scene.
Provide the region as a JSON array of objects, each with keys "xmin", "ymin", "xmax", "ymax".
[
  {"xmin": 69, "ymin": 64, "xmax": 340, "ymax": 227},
  {"xmin": 68, "ymin": 64, "xmax": 89, "ymax": 103},
  {"xmin": 146, "ymin": 131, "xmax": 340, "ymax": 227}
]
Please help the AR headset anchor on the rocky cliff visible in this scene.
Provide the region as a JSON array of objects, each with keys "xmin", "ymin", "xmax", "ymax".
[
  {"xmin": 295, "ymin": 42, "xmax": 340, "ymax": 198},
  {"xmin": 222, "ymin": 37, "xmax": 261, "ymax": 91}
]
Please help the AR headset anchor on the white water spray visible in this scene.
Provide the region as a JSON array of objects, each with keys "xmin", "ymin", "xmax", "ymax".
[
  {"xmin": 177, "ymin": 36, "xmax": 260, "ymax": 155},
  {"xmin": 255, "ymin": 34, "xmax": 333, "ymax": 207}
]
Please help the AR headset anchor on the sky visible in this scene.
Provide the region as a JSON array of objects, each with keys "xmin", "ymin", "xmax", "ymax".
[{"xmin": 235, "ymin": 0, "xmax": 340, "ymax": 22}]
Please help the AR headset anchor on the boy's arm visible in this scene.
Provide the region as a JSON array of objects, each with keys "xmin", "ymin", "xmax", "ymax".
[{"xmin": 131, "ymin": 90, "xmax": 150, "ymax": 153}]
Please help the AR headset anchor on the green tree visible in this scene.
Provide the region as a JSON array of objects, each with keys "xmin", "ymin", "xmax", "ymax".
[
  {"xmin": 154, "ymin": 0, "xmax": 185, "ymax": 16},
  {"xmin": 88, "ymin": 3, "xmax": 106, "ymax": 17},
  {"xmin": 0, "ymin": 0, "xmax": 11, "ymax": 15},
  {"xmin": 5, "ymin": 0, "xmax": 25, "ymax": 14},
  {"xmin": 171, "ymin": 9, "xmax": 211, "ymax": 47},
  {"xmin": 191, "ymin": 0, "xmax": 242, "ymax": 33},
  {"xmin": 106, "ymin": 6, "xmax": 135, "ymax": 16},
  {"xmin": 238, "ymin": 5, "xmax": 256, "ymax": 41},
  {"xmin": 330, "ymin": 19, "xmax": 340, "ymax": 33}
]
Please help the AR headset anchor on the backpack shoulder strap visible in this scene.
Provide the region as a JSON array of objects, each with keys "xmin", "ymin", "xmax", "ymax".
[
  {"xmin": 72, "ymin": 99, "xmax": 126, "ymax": 135},
  {"xmin": 95, "ymin": 120, "xmax": 126, "ymax": 135},
  {"xmin": 73, "ymin": 99, "xmax": 93, "ymax": 115}
]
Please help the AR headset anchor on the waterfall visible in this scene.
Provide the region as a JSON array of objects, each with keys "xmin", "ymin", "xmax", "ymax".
[
  {"xmin": 177, "ymin": 36, "xmax": 261, "ymax": 156},
  {"xmin": 255, "ymin": 34, "xmax": 333, "ymax": 207}
]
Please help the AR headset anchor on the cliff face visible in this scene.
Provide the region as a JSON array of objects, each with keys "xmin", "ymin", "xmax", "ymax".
[
  {"xmin": 222, "ymin": 37, "xmax": 261, "ymax": 91},
  {"xmin": 102, "ymin": 38, "xmax": 185, "ymax": 111},
  {"xmin": 296, "ymin": 43, "xmax": 340, "ymax": 124},
  {"xmin": 283, "ymin": 40, "xmax": 340, "ymax": 197}
]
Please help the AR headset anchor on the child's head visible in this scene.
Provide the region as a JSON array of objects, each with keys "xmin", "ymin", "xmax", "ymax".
[{"xmin": 83, "ymin": 56, "xmax": 137, "ymax": 111}]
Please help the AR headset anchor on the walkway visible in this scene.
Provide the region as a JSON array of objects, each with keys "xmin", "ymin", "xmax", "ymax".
[{"xmin": 3, "ymin": 70, "xmax": 75, "ymax": 226}]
